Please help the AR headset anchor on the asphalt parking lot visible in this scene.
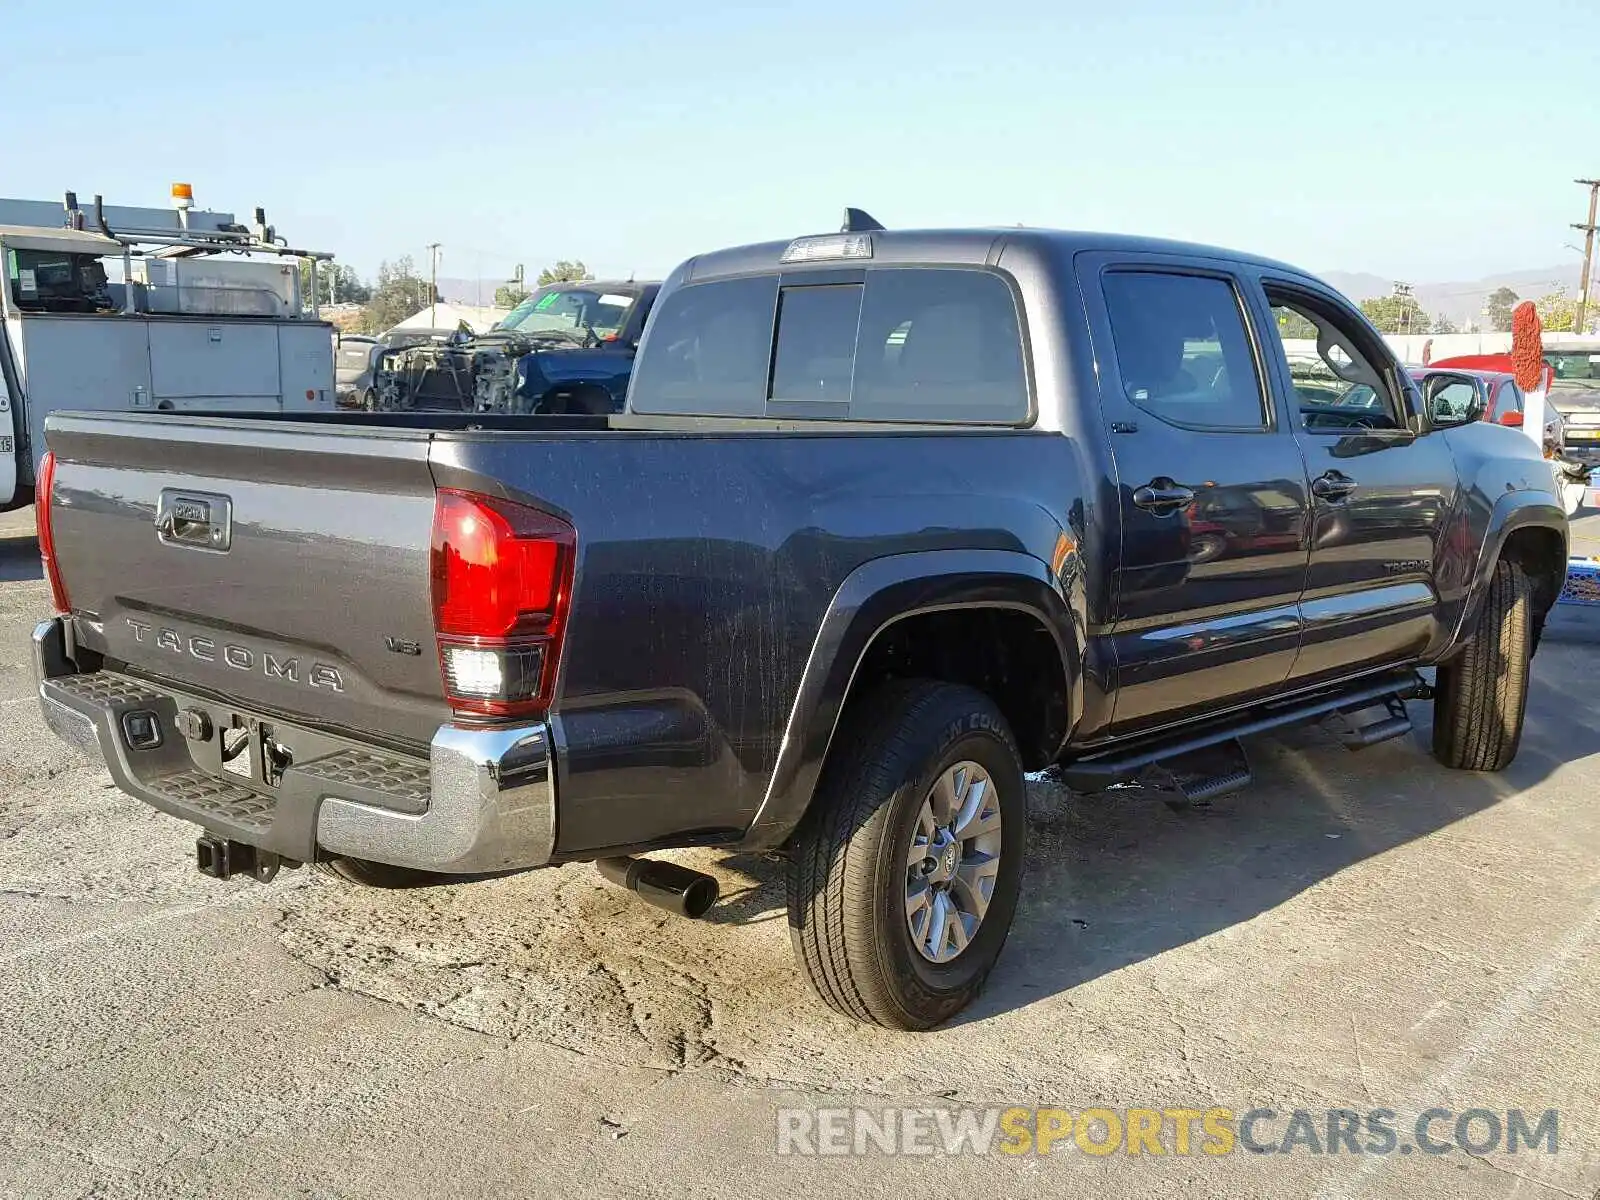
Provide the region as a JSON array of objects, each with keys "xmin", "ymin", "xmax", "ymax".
[{"xmin": 2, "ymin": 504, "xmax": 1598, "ymax": 1200}]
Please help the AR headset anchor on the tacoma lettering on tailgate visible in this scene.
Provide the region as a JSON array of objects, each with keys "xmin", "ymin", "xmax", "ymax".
[{"xmin": 125, "ymin": 618, "xmax": 345, "ymax": 692}]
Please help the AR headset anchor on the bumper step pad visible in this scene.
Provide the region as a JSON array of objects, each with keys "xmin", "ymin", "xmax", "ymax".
[{"xmin": 38, "ymin": 668, "xmax": 429, "ymax": 860}]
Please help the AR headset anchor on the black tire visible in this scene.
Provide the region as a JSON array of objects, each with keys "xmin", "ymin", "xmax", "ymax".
[
  {"xmin": 563, "ymin": 386, "xmax": 614, "ymax": 415},
  {"xmin": 786, "ymin": 680, "xmax": 1027, "ymax": 1030},
  {"xmin": 315, "ymin": 856, "xmax": 449, "ymax": 889},
  {"xmin": 360, "ymin": 387, "xmax": 379, "ymax": 411},
  {"xmin": 1433, "ymin": 559, "xmax": 1532, "ymax": 772}
]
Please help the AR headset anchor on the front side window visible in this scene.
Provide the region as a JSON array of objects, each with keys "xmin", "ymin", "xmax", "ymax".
[
  {"xmin": 1100, "ymin": 271, "xmax": 1268, "ymax": 431},
  {"xmin": 1265, "ymin": 294, "xmax": 1403, "ymax": 431}
]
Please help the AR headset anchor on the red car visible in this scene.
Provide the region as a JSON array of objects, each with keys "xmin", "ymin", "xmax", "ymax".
[{"xmin": 1408, "ymin": 366, "xmax": 1565, "ymax": 452}]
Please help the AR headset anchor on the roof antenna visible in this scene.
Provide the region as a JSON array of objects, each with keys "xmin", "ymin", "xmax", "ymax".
[{"xmin": 841, "ymin": 207, "xmax": 885, "ymax": 233}]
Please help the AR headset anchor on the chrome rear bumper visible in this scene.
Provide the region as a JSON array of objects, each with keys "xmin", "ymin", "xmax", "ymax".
[{"xmin": 34, "ymin": 618, "xmax": 556, "ymax": 873}]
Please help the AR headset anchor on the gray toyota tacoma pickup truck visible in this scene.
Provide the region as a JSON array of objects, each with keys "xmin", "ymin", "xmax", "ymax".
[{"xmin": 33, "ymin": 215, "xmax": 1568, "ymax": 1029}]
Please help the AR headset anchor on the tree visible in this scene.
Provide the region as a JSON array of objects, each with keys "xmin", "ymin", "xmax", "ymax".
[
  {"xmin": 1433, "ymin": 315, "xmax": 1459, "ymax": 335},
  {"xmin": 1533, "ymin": 290, "xmax": 1584, "ymax": 334},
  {"xmin": 298, "ymin": 261, "xmax": 371, "ymax": 308},
  {"xmin": 537, "ymin": 260, "xmax": 593, "ymax": 286},
  {"xmin": 358, "ymin": 256, "xmax": 438, "ymax": 333},
  {"xmin": 494, "ymin": 283, "xmax": 530, "ymax": 308},
  {"xmin": 1274, "ymin": 308, "xmax": 1320, "ymax": 340},
  {"xmin": 1359, "ymin": 295, "xmax": 1431, "ymax": 335},
  {"xmin": 1485, "ymin": 286, "xmax": 1519, "ymax": 333}
]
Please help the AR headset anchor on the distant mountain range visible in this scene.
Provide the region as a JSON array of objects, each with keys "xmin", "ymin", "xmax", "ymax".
[{"xmin": 1318, "ymin": 264, "xmax": 1585, "ymax": 328}]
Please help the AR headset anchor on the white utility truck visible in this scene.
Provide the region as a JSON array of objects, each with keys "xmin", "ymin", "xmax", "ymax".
[{"xmin": 0, "ymin": 187, "xmax": 336, "ymax": 509}]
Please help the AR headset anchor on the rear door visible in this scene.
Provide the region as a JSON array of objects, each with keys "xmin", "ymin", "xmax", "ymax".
[
  {"xmin": 1078, "ymin": 253, "xmax": 1312, "ymax": 730},
  {"xmin": 1251, "ymin": 276, "xmax": 1458, "ymax": 683}
]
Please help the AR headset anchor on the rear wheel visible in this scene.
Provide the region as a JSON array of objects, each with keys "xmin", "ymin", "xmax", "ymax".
[
  {"xmin": 561, "ymin": 386, "xmax": 614, "ymax": 415},
  {"xmin": 786, "ymin": 680, "xmax": 1026, "ymax": 1029},
  {"xmin": 1432, "ymin": 559, "xmax": 1532, "ymax": 772},
  {"xmin": 315, "ymin": 856, "xmax": 448, "ymax": 889}
]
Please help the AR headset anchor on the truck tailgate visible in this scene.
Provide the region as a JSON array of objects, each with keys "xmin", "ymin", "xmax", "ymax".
[{"xmin": 45, "ymin": 413, "xmax": 448, "ymax": 748}]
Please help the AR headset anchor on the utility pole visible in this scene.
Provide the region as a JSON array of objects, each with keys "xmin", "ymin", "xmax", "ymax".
[
  {"xmin": 1575, "ymin": 179, "xmax": 1599, "ymax": 336},
  {"xmin": 426, "ymin": 242, "xmax": 442, "ymax": 328},
  {"xmin": 1393, "ymin": 281, "xmax": 1416, "ymax": 335}
]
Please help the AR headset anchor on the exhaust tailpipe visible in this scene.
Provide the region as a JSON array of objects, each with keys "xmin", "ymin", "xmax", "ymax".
[{"xmin": 596, "ymin": 856, "xmax": 719, "ymax": 919}]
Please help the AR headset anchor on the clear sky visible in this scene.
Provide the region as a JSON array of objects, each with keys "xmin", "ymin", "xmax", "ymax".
[{"xmin": 6, "ymin": 0, "xmax": 1596, "ymax": 290}]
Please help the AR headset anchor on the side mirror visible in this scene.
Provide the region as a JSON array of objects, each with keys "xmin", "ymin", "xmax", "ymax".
[
  {"xmin": 1423, "ymin": 375, "xmax": 1484, "ymax": 428},
  {"xmin": 1499, "ymin": 411, "xmax": 1524, "ymax": 428}
]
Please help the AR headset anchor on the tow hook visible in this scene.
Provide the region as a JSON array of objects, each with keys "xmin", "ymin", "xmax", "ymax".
[
  {"xmin": 196, "ymin": 835, "xmax": 283, "ymax": 883},
  {"xmin": 596, "ymin": 856, "xmax": 719, "ymax": 919}
]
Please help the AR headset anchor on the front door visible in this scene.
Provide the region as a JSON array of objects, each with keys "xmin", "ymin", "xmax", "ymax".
[
  {"xmin": 1253, "ymin": 278, "xmax": 1458, "ymax": 683},
  {"xmin": 1079, "ymin": 254, "xmax": 1312, "ymax": 731}
]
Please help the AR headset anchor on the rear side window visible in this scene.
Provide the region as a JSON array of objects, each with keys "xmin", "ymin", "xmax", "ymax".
[
  {"xmin": 851, "ymin": 269, "xmax": 1028, "ymax": 421},
  {"xmin": 631, "ymin": 268, "xmax": 1028, "ymax": 422},
  {"xmin": 1101, "ymin": 271, "xmax": 1268, "ymax": 431},
  {"xmin": 628, "ymin": 275, "xmax": 777, "ymax": 416}
]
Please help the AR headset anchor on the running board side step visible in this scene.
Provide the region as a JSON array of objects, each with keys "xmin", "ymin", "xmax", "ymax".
[
  {"xmin": 1133, "ymin": 738, "xmax": 1253, "ymax": 810},
  {"xmin": 1331, "ymin": 696, "xmax": 1413, "ymax": 750},
  {"xmin": 1059, "ymin": 669, "xmax": 1427, "ymax": 792}
]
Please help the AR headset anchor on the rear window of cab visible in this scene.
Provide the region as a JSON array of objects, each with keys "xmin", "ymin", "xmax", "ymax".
[{"xmin": 628, "ymin": 267, "xmax": 1030, "ymax": 423}]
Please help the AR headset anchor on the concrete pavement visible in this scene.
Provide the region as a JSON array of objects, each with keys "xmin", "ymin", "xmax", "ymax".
[{"xmin": 2, "ymin": 507, "xmax": 1597, "ymax": 1199}]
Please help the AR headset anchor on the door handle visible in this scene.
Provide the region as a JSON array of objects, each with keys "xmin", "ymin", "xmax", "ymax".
[
  {"xmin": 1131, "ymin": 479, "xmax": 1196, "ymax": 514},
  {"xmin": 1311, "ymin": 471, "xmax": 1357, "ymax": 501}
]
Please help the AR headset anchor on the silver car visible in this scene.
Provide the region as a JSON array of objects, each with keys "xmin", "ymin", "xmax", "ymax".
[{"xmin": 334, "ymin": 334, "xmax": 383, "ymax": 408}]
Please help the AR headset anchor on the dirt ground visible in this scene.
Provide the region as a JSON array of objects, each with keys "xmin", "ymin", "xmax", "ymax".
[{"xmin": 1, "ymin": 505, "xmax": 1597, "ymax": 1199}]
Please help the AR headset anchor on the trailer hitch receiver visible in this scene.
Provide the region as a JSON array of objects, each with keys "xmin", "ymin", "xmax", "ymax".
[{"xmin": 195, "ymin": 835, "xmax": 281, "ymax": 883}]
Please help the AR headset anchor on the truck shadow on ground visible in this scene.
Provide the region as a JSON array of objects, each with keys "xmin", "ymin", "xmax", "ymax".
[
  {"xmin": 0, "ymin": 532, "xmax": 42, "ymax": 583},
  {"xmin": 704, "ymin": 646, "xmax": 1600, "ymax": 1025}
]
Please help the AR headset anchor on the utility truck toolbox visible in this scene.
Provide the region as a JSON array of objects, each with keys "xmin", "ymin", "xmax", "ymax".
[
  {"xmin": 0, "ymin": 185, "xmax": 337, "ymax": 511},
  {"xmin": 35, "ymin": 212, "xmax": 1568, "ymax": 1030}
]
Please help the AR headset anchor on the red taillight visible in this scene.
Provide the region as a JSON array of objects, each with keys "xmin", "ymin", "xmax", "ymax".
[
  {"xmin": 430, "ymin": 490, "xmax": 575, "ymax": 717},
  {"xmin": 35, "ymin": 451, "xmax": 70, "ymax": 614}
]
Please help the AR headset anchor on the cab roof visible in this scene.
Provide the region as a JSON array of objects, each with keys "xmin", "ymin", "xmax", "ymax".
[{"xmin": 676, "ymin": 227, "xmax": 1309, "ymax": 285}]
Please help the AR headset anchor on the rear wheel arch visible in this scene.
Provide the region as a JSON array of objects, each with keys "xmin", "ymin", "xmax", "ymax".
[
  {"xmin": 739, "ymin": 550, "xmax": 1081, "ymax": 852},
  {"xmin": 848, "ymin": 605, "xmax": 1071, "ymax": 771}
]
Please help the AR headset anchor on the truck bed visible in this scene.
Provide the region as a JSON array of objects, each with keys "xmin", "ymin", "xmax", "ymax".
[{"xmin": 42, "ymin": 407, "xmax": 1079, "ymax": 855}]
